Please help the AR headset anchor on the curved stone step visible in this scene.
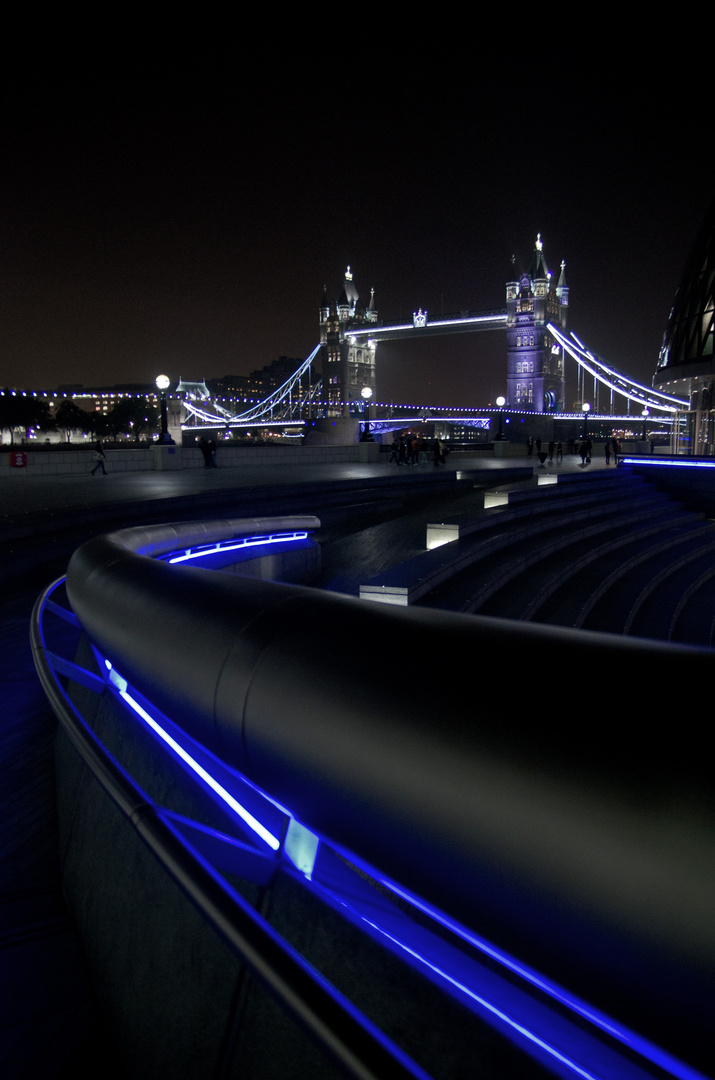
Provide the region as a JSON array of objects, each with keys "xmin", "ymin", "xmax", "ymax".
[
  {"xmin": 362, "ymin": 474, "xmax": 658, "ymax": 607},
  {"xmin": 624, "ymin": 545, "xmax": 715, "ymax": 643},
  {"xmin": 579, "ymin": 527, "xmax": 715, "ymax": 635},
  {"xmin": 669, "ymin": 567, "xmax": 715, "ymax": 646},
  {"xmin": 420, "ymin": 498, "xmax": 685, "ymax": 616},
  {"xmin": 481, "ymin": 511, "xmax": 703, "ymax": 625}
]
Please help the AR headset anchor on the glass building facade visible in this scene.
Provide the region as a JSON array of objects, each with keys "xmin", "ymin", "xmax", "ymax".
[{"xmin": 654, "ymin": 203, "xmax": 715, "ymax": 453}]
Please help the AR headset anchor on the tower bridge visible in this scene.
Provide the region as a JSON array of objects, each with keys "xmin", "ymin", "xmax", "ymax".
[{"xmin": 180, "ymin": 239, "xmax": 687, "ymax": 437}]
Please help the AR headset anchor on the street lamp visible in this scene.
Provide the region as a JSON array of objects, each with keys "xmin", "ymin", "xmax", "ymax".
[
  {"xmin": 495, "ymin": 396, "xmax": 506, "ymax": 440},
  {"xmin": 641, "ymin": 407, "xmax": 650, "ymax": 440},
  {"xmin": 156, "ymin": 374, "xmax": 171, "ymax": 443},
  {"xmin": 360, "ymin": 386, "xmax": 374, "ymax": 442},
  {"xmin": 581, "ymin": 402, "xmax": 591, "ymax": 439}
]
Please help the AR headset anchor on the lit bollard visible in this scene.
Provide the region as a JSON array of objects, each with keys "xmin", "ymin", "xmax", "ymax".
[
  {"xmin": 425, "ymin": 523, "xmax": 460, "ymax": 550},
  {"xmin": 359, "ymin": 584, "xmax": 409, "ymax": 606},
  {"xmin": 484, "ymin": 491, "xmax": 509, "ymax": 508}
]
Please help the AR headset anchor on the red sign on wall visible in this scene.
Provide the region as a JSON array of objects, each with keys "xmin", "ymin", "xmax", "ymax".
[{"xmin": 9, "ymin": 451, "xmax": 27, "ymax": 467}]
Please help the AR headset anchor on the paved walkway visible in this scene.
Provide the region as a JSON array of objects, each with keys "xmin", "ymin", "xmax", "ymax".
[{"xmin": 1, "ymin": 452, "xmax": 607, "ymax": 520}]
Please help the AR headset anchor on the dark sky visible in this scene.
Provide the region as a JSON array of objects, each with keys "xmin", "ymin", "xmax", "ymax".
[{"xmin": 1, "ymin": 53, "xmax": 710, "ymax": 408}]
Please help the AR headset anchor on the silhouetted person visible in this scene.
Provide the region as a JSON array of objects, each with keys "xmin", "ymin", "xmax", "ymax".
[{"xmin": 90, "ymin": 442, "xmax": 107, "ymax": 475}]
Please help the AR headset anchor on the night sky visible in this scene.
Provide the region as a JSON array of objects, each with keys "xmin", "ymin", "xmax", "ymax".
[{"xmin": 1, "ymin": 53, "xmax": 710, "ymax": 409}]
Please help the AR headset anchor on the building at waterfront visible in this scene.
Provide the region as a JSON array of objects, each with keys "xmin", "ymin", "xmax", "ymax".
[{"xmin": 654, "ymin": 203, "xmax": 715, "ymax": 454}]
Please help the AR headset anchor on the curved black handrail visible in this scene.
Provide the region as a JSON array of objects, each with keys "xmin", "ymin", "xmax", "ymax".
[
  {"xmin": 31, "ymin": 575, "xmax": 431, "ymax": 1080},
  {"xmin": 39, "ymin": 518, "xmax": 715, "ymax": 1070}
]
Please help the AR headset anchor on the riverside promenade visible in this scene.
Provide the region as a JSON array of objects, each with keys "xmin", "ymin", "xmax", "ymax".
[{"xmin": 1, "ymin": 447, "xmax": 604, "ymax": 1078}]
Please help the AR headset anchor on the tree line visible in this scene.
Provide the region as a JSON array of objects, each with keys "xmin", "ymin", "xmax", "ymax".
[{"xmin": 0, "ymin": 393, "xmax": 160, "ymax": 445}]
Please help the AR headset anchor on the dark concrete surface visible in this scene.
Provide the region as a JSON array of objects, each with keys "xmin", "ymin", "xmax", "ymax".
[
  {"xmin": 2, "ymin": 450, "xmax": 569, "ymax": 1078},
  {"xmin": 0, "ymin": 445, "xmax": 628, "ymax": 1078}
]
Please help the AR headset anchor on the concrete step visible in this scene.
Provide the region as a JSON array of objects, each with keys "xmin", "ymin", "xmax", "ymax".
[{"xmin": 479, "ymin": 512, "xmax": 704, "ymax": 624}]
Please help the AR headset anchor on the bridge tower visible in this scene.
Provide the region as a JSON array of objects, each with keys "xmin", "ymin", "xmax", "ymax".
[
  {"xmin": 505, "ymin": 236, "xmax": 568, "ymax": 412},
  {"xmin": 319, "ymin": 267, "xmax": 378, "ymax": 416}
]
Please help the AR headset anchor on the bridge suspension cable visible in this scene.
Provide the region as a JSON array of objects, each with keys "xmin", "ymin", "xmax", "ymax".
[
  {"xmin": 183, "ymin": 345, "xmax": 322, "ymax": 428},
  {"xmin": 548, "ymin": 325, "xmax": 688, "ymax": 414}
]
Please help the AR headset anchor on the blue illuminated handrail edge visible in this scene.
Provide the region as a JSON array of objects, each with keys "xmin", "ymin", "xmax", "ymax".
[{"xmin": 30, "ymin": 576, "xmax": 432, "ymax": 1080}]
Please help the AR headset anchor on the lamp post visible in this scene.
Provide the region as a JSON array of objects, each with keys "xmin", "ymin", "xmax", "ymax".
[
  {"xmin": 581, "ymin": 402, "xmax": 591, "ymax": 439},
  {"xmin": 360, "ymin": 386, "xmax": 374, "ymax": 441},
  {"xmin": 156, "ymin": 375, "xmax": 171, "ymax": 443},
  {"xmin": 641, "ymin": 407, "xmax": 650, "ymax": 440},
  {"xmin": 495, "ymin": 396, "xmax": 506, "ymax": 441}
]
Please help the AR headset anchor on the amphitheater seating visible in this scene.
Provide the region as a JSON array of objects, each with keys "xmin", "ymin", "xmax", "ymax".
[{"xmin": 360, "ymin": 467, "xmax": 715, "ymax": 647}]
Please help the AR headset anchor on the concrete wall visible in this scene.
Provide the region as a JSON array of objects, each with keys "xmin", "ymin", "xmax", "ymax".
[
  {"xmin": 2, "ymin": 442, "xmax": 380, "ymax": 477},
  {"xmin": 625, "ymin": 458, "xmax": 715, "ymax": 515}
]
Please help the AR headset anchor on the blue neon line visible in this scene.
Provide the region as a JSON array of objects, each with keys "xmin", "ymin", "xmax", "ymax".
[
  {"xmin": 166, "ymin": 531, "xmax": 308, "ymax": 564},
  {"xmin": 377, "ymin": 882, "xmax": 706, "ymax": 1080},
  {"xmin": 111, "ymin": 677, "xmax": 280, "ymax": 851},
  {"xmin": 379, "ymin": 881, "xmax": 616, "ymax": 1028},
  {"xmin": 361, "ymin": 919, "xmax": 601, "ymax": 1080},
  {"xmin": 308, "ymin": 876, "xmax": 645, "ymax": 1080},
  {"xmin": 622, "ymin": 457, "xmax": 715, "ymax": 469}
]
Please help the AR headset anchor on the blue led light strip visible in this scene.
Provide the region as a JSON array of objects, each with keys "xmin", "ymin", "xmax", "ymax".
[
  {"xmin": 622, "ymin": 457, "xmax": 715, "ymax": 469},
  {"xmin": 374, "ymin": 881, "xmax": 706, "ymax": 1080},
  {"xmin": 106, "ymin": 664, "xmax": 281, "ymax": 851},
  {"xmin": 363, "ymin": 921, "xmax": 600, "ymax": 1080},
  {"xmin": 379, "ymin": 880, "xmax": 619, "ymax": 1035},
  {"xmin": 164, "ymin": 531, "xmax": 308, "ymax": 565},
  {"xmin": 304, "ymin": 867, "xmax": 682, "ymax": 1080}
]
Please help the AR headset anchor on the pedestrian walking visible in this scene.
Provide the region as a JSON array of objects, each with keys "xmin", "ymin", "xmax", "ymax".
[
  {"xmin": 198, "ymin": 437, "xmax": 212, "ymax": 469},
  {"xmin": 90, "ymin": 442, "xmax": 107, "ymax": 475}
]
